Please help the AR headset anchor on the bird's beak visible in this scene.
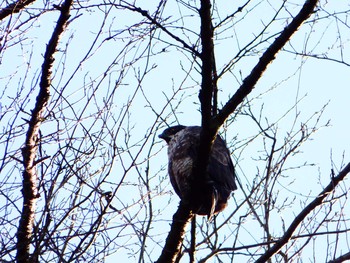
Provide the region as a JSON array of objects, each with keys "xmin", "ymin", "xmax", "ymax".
[{"xmin": 159, "ymin": 133, "xmax": 170, "ymax": 143}]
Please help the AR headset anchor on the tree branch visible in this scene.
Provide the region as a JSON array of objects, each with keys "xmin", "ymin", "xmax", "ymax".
[
  {"xmin": 120, "ymin": 4, "xmax": 201, "ymax": 57},
  {"xmin": 213, "ymin": 0, "xmax": 319, "ymax": 128},
  {"xmin": 156, "ymin": 2, "xmax": 216, "ymax": 261},
  {"xmin": 328, "ymin": 252, "xmax": 350, "ymax": 263},
  {"xmin": 184, "ymin": 0, "xmax": 221, "ymax": 217},
  {"xmin": 199, "ymin": 0, "xmax": 214, "ymax": 126},
  {"xmin": 0, "ymin": 0, "xmax": 35, "ymax": 21},
  {"xmin": 16, "ymin": 1, "xmax": 73, "ymax": 262},
  {"xmin": 255, "ymin": 162, "xmax": 350, "ymax": 263},
  {"xmin": 155, "ymin": 202, "xmax": 193, "ymax": 263},
  {"xmin": 157, "ymin": 0, "xmax": 320, "ymax": 262}
]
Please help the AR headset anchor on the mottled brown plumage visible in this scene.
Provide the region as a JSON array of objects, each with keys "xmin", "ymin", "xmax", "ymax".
[{"xmin": 159, "ymin": 125, "xmax": 237, "ymax": 218}]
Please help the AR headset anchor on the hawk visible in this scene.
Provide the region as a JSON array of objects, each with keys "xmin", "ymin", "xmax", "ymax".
[{"xmin": 159, "ymin": 125, "xmax": 237, "ymax": 217}]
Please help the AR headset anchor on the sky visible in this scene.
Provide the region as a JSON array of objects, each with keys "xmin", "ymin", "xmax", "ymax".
[{"xmin": 0, "ymin": 0, "xmax": 349, "ymax": 262}]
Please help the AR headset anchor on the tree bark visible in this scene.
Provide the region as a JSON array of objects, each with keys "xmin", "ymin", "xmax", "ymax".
[
  {"xmin": 16, "ymin": 1, "xmax": 73, "ymax": 262},
  {"xmin": 155, "ymin": 202, "xmax": 193, "ymax": 263}
]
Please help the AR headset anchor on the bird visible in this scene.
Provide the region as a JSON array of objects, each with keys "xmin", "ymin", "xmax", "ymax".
[{"xmin": 159, "ymin": 125, "xmax": 237, "ymax": 218}]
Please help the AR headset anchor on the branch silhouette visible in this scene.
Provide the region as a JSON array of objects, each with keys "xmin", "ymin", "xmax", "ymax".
[
  {"xmin": 155, "ymin": 202, "xmax": 193, "ymax": 263},
  {"xmin": 213, "ymin": 0, "xmax": 320, "ymax": 128},
  {"xmin": 255, "ymin": 162, "xmax": 350, "ymax": 263},
  {"xmin": 16, "ymin": 1, "xmax": 73, "ymax": 262},
  {"xmin": 156, "ymin": 0, "xmax": 320, "ymax": 262},
  {"xmin": 0, "ymin": 0, "xmax": 36, "ymax": 20}
]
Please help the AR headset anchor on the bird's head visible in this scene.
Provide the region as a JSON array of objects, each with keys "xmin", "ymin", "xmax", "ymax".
[{"xmin": 159, "ymin": 125, "xmax": 186, "ymax": 144}]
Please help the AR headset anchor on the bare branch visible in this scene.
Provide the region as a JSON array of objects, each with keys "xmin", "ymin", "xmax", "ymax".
[
  {"xmin": 213, "ymin": 0, "xmax": 319, "ymax": 128},
  {"xmin": 119, "ymin": 3, "xmax": 201, "ymax": 57},
  {"xmin": 328, "ymin": 252, "xmax": 350, "ymax": 263},
  {"xmin": 155, "ymin": 202, "xmax": 193, "ymax": 263},
  {"xmin": 16, "ymin": 1, "xmax": 73, "ymax": 262},
  {"xmin": 199, "ymin": 0, "xmax": 214, "ymax": 125},
  {"xmin": 255, "ymin": 162, "xmax": 350, "ymax": 263},
  {"xmin": 0, "ymin": 0, "xmax": 35, "ymax": 21}
]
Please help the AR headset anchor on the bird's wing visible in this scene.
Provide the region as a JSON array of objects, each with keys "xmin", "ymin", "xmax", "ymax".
[{"xmin": 208, "ymin": 135, "xmax": 237, "ymax": 191}]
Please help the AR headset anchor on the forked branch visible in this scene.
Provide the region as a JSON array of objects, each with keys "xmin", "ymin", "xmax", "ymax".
[{"xmin": 156, "ymin": 0, "xmax": 320, "ymax": 262}]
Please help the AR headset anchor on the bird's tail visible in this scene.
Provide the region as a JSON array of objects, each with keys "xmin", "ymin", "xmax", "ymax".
[{"xmin": 208, "ymin": 187, "xmax": 218, "ymax": 221}]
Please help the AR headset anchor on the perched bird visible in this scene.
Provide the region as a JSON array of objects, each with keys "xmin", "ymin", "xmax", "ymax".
[{"xmin": 159, "ymin": 125, "xmax": 237, "ymax": 218}]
